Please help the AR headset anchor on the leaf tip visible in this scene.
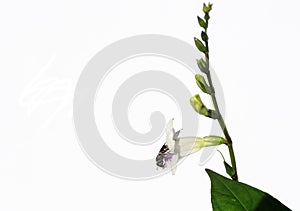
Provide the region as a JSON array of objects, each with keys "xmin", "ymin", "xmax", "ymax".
[{"xmin": 205, "ymin": 168, "xmax": 213, "ymax": 176}]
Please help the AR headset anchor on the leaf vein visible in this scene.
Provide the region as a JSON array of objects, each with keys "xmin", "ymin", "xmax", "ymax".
[{"xmin": 214, "ymin": 176, "xmax": 249, "ymax": 211}]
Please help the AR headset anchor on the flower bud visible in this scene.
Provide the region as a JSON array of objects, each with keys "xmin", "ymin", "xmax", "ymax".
[{"xmin": 195, "ymin": 74, "xmax": 212, "ymax": 94}]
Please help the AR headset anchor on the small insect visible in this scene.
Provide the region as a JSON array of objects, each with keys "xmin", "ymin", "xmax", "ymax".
[
  {"xmin": 156, "ymin": 143, "xmax": 170, "ymax": 168},
  {"xmin": 156, "ymin": 126, "xmax": 182, "ymax": 169}
]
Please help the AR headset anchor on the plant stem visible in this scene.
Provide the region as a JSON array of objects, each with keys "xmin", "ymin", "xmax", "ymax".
[{"xmin": 203, "ymin": 28, "xmax": 238, "ymax": 181}]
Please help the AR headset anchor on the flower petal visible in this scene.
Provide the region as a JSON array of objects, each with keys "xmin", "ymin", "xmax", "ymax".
[
  {"xmin": 170, "ymin": 153, "xmax": 179, "ymax": 175},
  {"xmin": 166, "ymin": 119, "xmax": 175, "ymax": 151},
  {"xmin": 177, "ymin": 137, "xmax": 205, "ymax": 157}
]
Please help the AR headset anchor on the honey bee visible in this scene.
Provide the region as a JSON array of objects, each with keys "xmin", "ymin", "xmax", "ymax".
[{"xmin": 156, "ymin": 143, "xmax": 170, "ymax": 169}]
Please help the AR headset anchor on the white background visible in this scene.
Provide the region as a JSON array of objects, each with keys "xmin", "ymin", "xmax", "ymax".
[{"xmin": 1, "ymin": 0, "xmax": 300, "ymax": 210}]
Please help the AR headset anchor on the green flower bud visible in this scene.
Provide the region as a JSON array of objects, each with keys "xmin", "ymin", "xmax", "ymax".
[
  {"xmin": 190, "ymin": 94, "xmax": 219, "ymax": 119},
  {"xmin": 195, "ymin": 74, "xmax": 212, "ymax": 94},
  {"xmin": 197, "ymin": 16, "xmax": 207, "ymax": 29},
  {"xmin": 201, "ymin": 31, "xmax": 209, "ymax": 42},
  {"xmin": 196, "ymin": 58, "xmax": 208, "ymax": 74},
  {"xmin": 203, "ymin": 3, "xmax": 213, "ymax": 13},
  {"xmin": 194, "ymin": 37, "xmax": 207, "ymax": 53}
]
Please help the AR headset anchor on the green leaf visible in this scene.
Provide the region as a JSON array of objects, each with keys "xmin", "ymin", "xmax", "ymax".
[
  {"xmin": 190, "ymin": 94, "xmax": 219, "ymax": 119},
  {"xmin": 196, "ymin": 58, "xmax": 208, "ymax": 74},
  {"xmin": 223, "ymin": 161, "xmax": 235, "ymax": 179},
  {"xmin": 194, "ymin": 37, "xmax": 207, "ymax": 53},
  {"xmin": 201, "ymin": 31, "xmax": 209, "ymax": 42},
  {"xmin": 195, "ymin": 74, "xmax": 212, "ymax": 94},
  {"xmin": 206, "ymin": 169, "xmax": 291, "ymax": 211},
  {"xmin": 197, "ymin": 16, "xmax": 207, "ymax": 29}
]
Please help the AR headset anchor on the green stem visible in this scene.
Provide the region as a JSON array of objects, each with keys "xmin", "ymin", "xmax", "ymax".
[{"xmin": 203, "ymin": 27, "xmax": 238, "ymax": 181}]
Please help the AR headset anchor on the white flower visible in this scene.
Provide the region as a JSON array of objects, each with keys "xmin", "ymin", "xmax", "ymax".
[{"xmin": 156, "ymin": 119, "xmax": 226, "ymax": 175}]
